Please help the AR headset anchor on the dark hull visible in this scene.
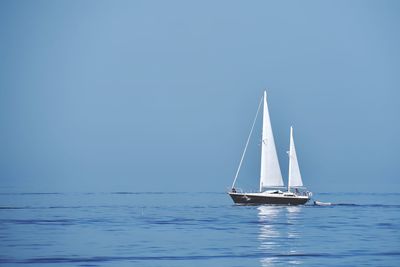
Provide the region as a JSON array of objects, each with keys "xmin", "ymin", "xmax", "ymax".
[{"xmin": 228, "ymin": 192, "xmax": 309, "ymax": 205}]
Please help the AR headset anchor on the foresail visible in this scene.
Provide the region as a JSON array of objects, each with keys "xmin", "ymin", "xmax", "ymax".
[
  {"xmin": 260, "ymin": 91, "xmax": 284, "ymax": 191},
  {"xmin": 288, "ymin": 127, "xmax": 303, "ymax": 188}
]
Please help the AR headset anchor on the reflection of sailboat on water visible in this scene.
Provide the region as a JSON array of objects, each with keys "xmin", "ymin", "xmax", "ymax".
[
  {"xmin": 258, "ymin": 206, "xmax": 281, "ymax": 245},
  {"xmin": 228, "ymin": 91, "xmax": 312, "ymax": 205},
  {"xmin": 285, "ymin": 206, "xmax": 301, "ymax": 240},
  {"xmin": 258, "ymin": 206, "xmax": 303, "ymax": 266},
  {"xmin": 257, "ymin": 206, "xmax": 281, "ymax": 266}
]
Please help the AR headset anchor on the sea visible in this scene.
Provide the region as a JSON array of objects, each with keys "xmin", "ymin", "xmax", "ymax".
[{"xmin": 0, "ymin": 192, "xmax": 399, "ymax": 266}]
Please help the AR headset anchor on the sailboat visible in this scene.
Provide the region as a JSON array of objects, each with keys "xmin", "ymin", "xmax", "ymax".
[{"xmin": 228, "ymin": 91, "xmax": 312, "ymax": 205}]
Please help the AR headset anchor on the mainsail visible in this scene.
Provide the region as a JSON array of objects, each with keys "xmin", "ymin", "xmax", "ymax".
[
  {"xmin": 288, "ymin": 126, "xmax": 303, "ymax": 191},
  {"xmin": 259, "ymin": 91, "xmax": 284, "ymax": 191}
]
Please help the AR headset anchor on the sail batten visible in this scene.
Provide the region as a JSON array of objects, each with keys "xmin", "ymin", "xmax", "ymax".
[
  {"xmin": 288, "ymin": 126, "xmax": 303, "ymax": 190},
  {"xmin": 259, "ymin": 91, "xmax": 284, "ymax": 191}
]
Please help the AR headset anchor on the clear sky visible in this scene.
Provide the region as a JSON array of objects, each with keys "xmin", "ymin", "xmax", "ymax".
[{"xmin": 0, "ymin": 0, "xmax": 399, "ymax": 193}]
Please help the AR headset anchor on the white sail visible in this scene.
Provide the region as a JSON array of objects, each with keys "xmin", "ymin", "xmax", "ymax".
[
  {"xmin": 288, "ymin": 126, "xmax": 303, "ymax": 190},
  {"xmin": 260, "ymin": 91, "xmax": 284, "ymax": 191}
]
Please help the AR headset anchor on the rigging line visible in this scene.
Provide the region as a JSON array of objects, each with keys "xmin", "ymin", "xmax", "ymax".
[{"xmin": 231, "ymin": 95, "xmax": 263, "ymax": 189}]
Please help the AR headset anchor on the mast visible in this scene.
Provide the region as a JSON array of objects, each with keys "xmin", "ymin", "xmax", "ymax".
[
  {"xmin": 288, "ymin": 126, "xmax": 293, "ymax": 193},
  {"xmin": 259, "ymin": 91, "xmax": 284, "ymax": 192}
]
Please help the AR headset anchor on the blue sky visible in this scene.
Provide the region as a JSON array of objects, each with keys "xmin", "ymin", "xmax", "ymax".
[{"xmin": 0, "ymin": 0, "xmax": 399, "ymax": 193}]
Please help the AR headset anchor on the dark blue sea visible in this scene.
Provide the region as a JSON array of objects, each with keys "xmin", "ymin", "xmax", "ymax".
[{"xmin": 1, "ymin": 192, "xmax": 399, "ymax": 266}]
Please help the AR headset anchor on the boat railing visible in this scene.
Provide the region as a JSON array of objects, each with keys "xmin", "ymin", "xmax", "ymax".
[
  {"xmin": 228, "ymin": 187, "xmax": 244, "ymax": 193},
  {"xmin": 228, "ymin": 187, "xmax": 266, "ymax": 194},
  {"xmin": 293, "ymin": 191, "xmax": 312, "ymax": 197},
  {"xmin": 228, "ymin": 187, "xmax": 312, "ymax": 197}
]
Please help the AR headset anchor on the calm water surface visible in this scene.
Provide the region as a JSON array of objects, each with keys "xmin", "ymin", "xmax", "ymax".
[{"xmin": 0, "ymin": 192, "xmax": 399, "ymax": 266}]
